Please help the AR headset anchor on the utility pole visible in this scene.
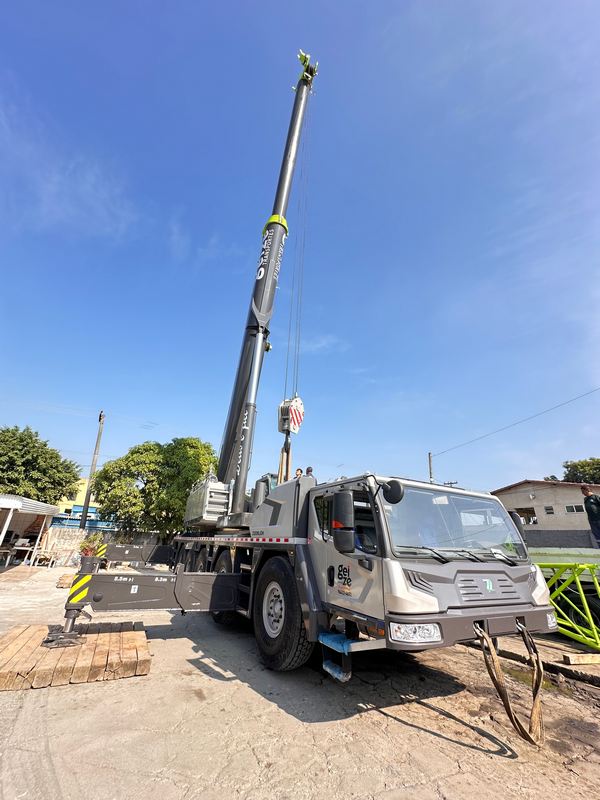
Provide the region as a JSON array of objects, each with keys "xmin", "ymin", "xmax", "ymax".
[
  {"xmin": 428, "ymin": 452, "xmax": 434, "ymax": 483},
  {"xmin": 79, "ymin": 410, "xmax": 105, "ymax": 531}
]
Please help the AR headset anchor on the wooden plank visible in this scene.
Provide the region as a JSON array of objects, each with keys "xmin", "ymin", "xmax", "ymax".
[
  {"xmin": 105, "ymin": 623, "xmax": 123, "ymax": 680},
  {"xmin": 0, "ymin": 625, "xmax": 30, "ymax": 658},
  {"xmin": 117, "ymin": 622, "xmax": 138, "ymax": 679},
  {"xmin": 88, "ymin": 623, "xmax": 111, "ymax": 682},
  {"xmin": 132, "ymin": 625, "xmax": 152, "ymax": 676},
  {"xmin": 6, "ymin": 627, "xmax": 55, "ymax": 691},
  {"xmin": 56, "ymin": 573, "xmax": 75, "ymax": 589},
  {"xmin": 29, "ymin": 639, "xmax": 67, "ymax": 689},
  {"xmin": 70, "ymin": 624, "xmax": 100, "ymax": 684},
  {"xmin": 563, "ymin": 653, "xmax": 600, "ymax": 665},
  {"xmin": 0, "ymin": 626, "xmax": 36, "ymax": 670},
  {"xmin": 50, "ymin": 638, "xmax": 85, "ymax": 687},
  {"xmin": 0, "ymin": 627, "xmax": 48, "ymax": 691}
]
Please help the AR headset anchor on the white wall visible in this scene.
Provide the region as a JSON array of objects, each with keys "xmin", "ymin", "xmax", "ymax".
[{"xmin": 494, "ymin": 482, "xmax": 600, "ymax": 531}]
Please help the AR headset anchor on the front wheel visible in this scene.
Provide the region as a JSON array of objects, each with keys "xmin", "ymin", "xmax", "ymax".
[{"xmin": 252, "ymin": 556, "xmax": 314, "ymax": 671}]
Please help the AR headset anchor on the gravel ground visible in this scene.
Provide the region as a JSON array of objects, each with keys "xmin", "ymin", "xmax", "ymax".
[{"xmin": 0, "ymin": 567, "xmax": 599, "ymax": 800}]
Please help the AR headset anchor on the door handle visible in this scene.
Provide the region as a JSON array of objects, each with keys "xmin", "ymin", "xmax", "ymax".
[
  {"xmin": 327, "ymin": 566, "xmax": 335, "ymax": 586},
  {"xmin": 358, "ymin": 558, "xmax": 373, "ymax": 571}
]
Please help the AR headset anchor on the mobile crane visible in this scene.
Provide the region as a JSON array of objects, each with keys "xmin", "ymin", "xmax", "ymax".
[{"xmin": 50, "ymin": 52, "xmax": 554, "ymax": 740}]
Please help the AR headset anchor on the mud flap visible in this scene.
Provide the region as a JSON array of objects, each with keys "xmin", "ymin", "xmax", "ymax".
[{"xmin": 69, "ymin": 571, "xmax": 240, "ymax": 613}]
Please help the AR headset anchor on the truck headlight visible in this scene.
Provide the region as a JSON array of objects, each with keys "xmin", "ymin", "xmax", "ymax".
[
  {"xmin": 389, "ymin": 622, "xmax": 442, "ymax": 643},
  {"xmin": 546, "ymin": 611, "xmax": 558, "ymax": 629}
]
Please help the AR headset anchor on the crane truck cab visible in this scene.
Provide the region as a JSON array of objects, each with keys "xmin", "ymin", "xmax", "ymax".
[{"xmin": 244, "ymin": 474, "xmax": 555, "ymax": 672}]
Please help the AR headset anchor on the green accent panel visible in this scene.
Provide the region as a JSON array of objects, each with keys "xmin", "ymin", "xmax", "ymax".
[{"xmin": 263, "ymin": 214, "xmax": 288, "ymax": 235}]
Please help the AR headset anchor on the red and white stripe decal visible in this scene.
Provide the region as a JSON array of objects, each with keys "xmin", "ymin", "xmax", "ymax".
[
  {"xmin": 289, "ymin": 407, "xmax": 304, "ymax": 428},
  {"xmin": 175, "ymin": 535, "xmax": 299, "ymax": 545}
]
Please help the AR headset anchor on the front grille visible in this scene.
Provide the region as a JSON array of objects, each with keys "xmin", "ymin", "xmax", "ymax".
[
  {"xmin": 495, "ymin": 576, "xmax": 520, "ymax": 599},
  {"xmin": 457, "ymin": 575, "xmax": 520, "ymax": 602},
  {"xmin": 458, "ymin": 576, "xmax": 484, "ymax": 602}
]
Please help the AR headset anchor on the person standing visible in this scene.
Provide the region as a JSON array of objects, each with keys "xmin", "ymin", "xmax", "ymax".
[
  {"xmin": 295, "ymin": 468, "xmax": 303, "ymax": 479},
  {"xmin": 581, "ymin": 485, "xmax": 600, "ymax": 547},
  {"xmin": 306, "ymin": 466, "xmax": 317, "ymax": 484}
]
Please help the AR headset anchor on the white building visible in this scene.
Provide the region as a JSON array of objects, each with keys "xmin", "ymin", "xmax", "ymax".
[{"xmin": 492, "ymin": 479, "xmax": 599, "ymax": 547}]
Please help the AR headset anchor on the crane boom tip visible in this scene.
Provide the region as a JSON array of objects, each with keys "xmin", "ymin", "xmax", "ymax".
[{"xmin": 298, "ymin": 50, "xmax": 318, "ymax": 84}]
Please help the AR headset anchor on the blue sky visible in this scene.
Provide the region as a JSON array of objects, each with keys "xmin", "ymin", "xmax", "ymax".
[{"xmin": 1, "ymin": 1, "xmax": 599, "ymax": 493}]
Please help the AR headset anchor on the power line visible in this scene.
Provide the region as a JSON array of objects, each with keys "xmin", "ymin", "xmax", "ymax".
[{"xmin": 434, "ymin": 386, "xmax": 600, "ymax": 457}]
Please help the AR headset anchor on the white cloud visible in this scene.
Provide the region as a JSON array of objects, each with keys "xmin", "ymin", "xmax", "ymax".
[
  {"xmin": 196, "ymin": 233, "xmax": 245, "ymax": 266},
  {"xmin": 168, "ymin": 216, "xmax": 192, "ymax": 262},
  {"xmin": 301, "ymin": 334, "xmax": 348, "ymax": 355},
  {"xmin": 0, "ymin": 81, "xmax": 136, "ymax": 239}
]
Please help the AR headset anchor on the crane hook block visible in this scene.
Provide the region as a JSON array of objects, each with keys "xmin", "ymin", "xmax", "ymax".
[{"xmin": 279, "ymin": 396, "xmax": 305, "ymax": 435}]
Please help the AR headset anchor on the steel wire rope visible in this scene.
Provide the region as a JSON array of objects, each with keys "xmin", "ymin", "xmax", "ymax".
[
  {"xmin": 292, "ymin": 97, "xmax": 312, "ymax": 396},
  {"xmin": 282, "ymin": 191, "xmax": 300, "ymax": 400},
  {"xmin": 282, "ymin": 95, "xmax": 312, "ymax": 400}
]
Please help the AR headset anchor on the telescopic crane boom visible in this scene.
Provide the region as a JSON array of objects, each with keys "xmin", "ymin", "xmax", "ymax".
[{"xmin": 218, "ymin": 51, "xmax": 317, "ymax": 514}]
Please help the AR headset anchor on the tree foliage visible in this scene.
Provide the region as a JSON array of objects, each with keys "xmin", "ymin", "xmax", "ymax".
[
  {"xmin": 0, "ymin": 425, "xmax": 80, "ymax": 504},
  {"xmin": 561, "ymin": 458, "xmax": 600, "ymax": 484},
  {"xmin": 93, "ymin": 437, "xmax": 217, "ymax": 539}
]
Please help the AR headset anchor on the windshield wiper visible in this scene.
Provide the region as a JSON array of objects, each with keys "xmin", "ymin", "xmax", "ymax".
[
  {"xmin": 487, "ymin": 548, "xmax": 518, "ymax": 567},
  {"xmin": 393, "ymin": 545, "xmax": 450, "ymax": 563},
  {"xmin": 443, "ymin": 548, "xmax": 485, "ymax": 562}
]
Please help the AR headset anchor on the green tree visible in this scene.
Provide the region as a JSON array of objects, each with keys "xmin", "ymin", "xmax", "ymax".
[
  {"xmin": 93, "ymin": 437, "xmax": 217, "ymax": 539},
  {"xmin": 561, "ymin": 458, "xmax": 600, "ymax": 484},
  {"xmin": 0, "ymin": 425, "xmax": 80, "ymax": 504}
]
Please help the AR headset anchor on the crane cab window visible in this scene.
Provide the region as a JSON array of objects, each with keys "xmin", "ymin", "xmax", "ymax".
[
  {"xmin": 314, "ymin": 495, "xmax": 331, "ymax": 537},
  {"xmin": 312, "ymin": 491, "xmax": 378, "ymax": 554},
  {"xmin": 353, "ymin": 491, "xmax": 378, "ymax": 554}
]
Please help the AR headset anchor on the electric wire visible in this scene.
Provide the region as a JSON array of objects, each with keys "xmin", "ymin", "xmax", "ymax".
[{"xmin": 434, "ymin": 385, "xmax": 600, "ymax": 457}]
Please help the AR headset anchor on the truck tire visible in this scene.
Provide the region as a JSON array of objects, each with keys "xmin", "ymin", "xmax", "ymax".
[
  {"xmin": 211, "ymin": 550, "xmax": 237, "ymax": 626},
  {"xmin": 252, "ymin": 556, "xmax": 314, "ymax": 671}
]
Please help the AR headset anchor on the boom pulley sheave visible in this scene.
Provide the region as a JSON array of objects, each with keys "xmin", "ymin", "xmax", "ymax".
[{"xmin": 218, "ymin": 51, "xmax": 318, "ymax": 513}]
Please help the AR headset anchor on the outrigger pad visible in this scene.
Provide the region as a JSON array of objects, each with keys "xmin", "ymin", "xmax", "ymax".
[{"xmin": 0, "ymin": 622, "xmax": 152, "ymax": 690}]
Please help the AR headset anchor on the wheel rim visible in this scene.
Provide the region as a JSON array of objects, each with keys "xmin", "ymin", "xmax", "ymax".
[{"xmin": 262, "ymin": 580, "xmax": 285, "ymax": 638}]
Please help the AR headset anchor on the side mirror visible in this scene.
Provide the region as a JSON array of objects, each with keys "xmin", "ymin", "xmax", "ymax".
[
  {"xmin": 509, "ymin": 510, "xmax": 524, "ymax": 537},
  {"xmin": 332, "ymin": 491, "xmax": 355, "ymax": 554},
  {"xmin": 383, "ymin": 479, "xmax": 404, "ymax": 504}
]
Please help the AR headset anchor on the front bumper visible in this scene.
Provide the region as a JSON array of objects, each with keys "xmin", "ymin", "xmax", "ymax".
[{"xmin": 385, "ymin": 604, "xmax": 554, "ymax": 651}]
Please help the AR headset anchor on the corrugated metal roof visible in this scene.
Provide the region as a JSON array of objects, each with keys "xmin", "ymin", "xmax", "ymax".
[{"xmin": 0, "ymin": 494, "xmax": 59, "ymax": 515}]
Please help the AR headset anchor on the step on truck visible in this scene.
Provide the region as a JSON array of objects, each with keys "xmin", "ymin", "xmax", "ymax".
[{"xmin": 50, "ymin": 51, "xmax": 557, "ymax": 691}]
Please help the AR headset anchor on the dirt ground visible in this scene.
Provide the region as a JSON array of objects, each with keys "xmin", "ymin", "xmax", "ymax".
[{"xmin": 0, "ymin": 567, "xmax": 599, "ymax": 800}]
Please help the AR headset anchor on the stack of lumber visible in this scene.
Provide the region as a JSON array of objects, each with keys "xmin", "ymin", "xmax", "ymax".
[{"xmin": 0, "ymin": 622, "xmax": 151, "ymax": 690}]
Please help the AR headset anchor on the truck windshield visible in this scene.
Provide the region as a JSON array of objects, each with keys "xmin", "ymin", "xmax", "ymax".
[{"xmin": 383, "ymin": 486, "xmax": 527, "ymax": 561}]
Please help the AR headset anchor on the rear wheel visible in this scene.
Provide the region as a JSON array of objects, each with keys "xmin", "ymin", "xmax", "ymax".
[
  {"xmin": 211, "ymin": 550, "xmax": 237, "ymax": 626},
  {"xmin": 252, "ymin": 556, "xmax": 314, "ymax": 671}
]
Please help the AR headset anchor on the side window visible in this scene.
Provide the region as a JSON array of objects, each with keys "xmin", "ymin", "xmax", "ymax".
[
  {"xmin": 314, "ymin": 491, "xmax": 379, "ymax": 554},
  {"xmin": 353, "ymin": 491, "xmax": 378, "ymax": 555},
  {"xmin": 313, "ymin": 496, "xmax": 331, "ymax": 537}
]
